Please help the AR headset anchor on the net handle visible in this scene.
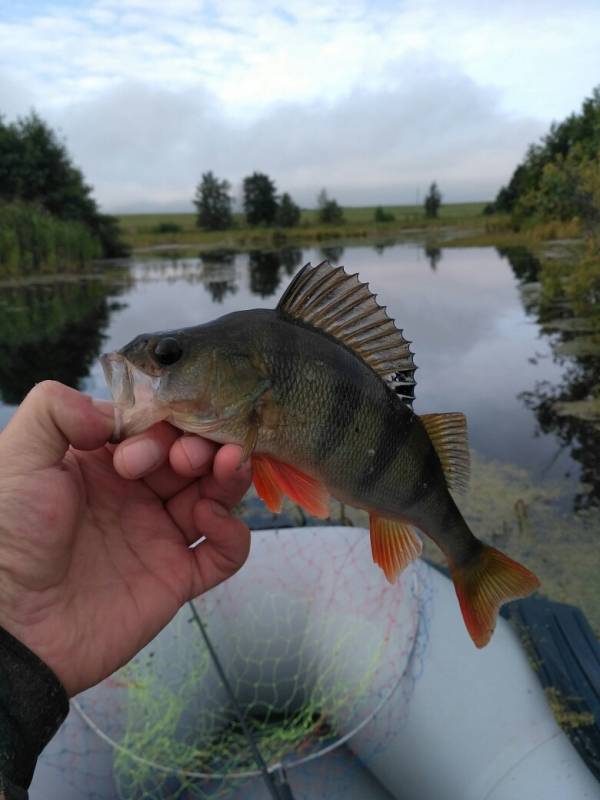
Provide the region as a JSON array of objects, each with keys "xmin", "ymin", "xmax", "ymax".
[{"xmin": 188, "ymin": 600, "xmax": 294, "ymax": 800}]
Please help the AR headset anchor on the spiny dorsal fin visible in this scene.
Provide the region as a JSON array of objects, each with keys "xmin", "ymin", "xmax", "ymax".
[
  {"xmin": 278, "ymin": 261, "xmax": 417, "ymax": 406},
  {"xmin": 420, "ymin": 412, "xmax": 470, "ymax": 493},
  {"xmin": 369, "ymin": 514, "xmax": 423, "ymax": 583}
]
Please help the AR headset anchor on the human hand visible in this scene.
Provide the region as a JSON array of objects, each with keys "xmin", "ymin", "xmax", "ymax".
[{"xmin": 0, "ymin": 381, "xmax": 251, "ymax": 696}]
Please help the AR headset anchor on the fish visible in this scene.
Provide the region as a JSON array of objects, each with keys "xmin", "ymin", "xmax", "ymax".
[{"xmin": 101, "ymin": 260, "xmax": 540, "ymax": 647}]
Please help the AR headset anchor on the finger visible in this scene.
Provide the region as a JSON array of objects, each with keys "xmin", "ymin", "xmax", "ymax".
[
  {"xmin": 196, "ymin": 445, "xmax": 253, "ymax": 508},
  {"xmin": 166, "ymin": 481, "xmax": 203, "ymax": 544},
  {"xmin": 165, "ymin": 445, "xmax": 252, "ymax": 544},
  {"xmin": 0, "ymin": 382, "xmax": 114, "ymax": 472},
  {"xmin": 188, "ymin": 499, "xmax": 251, "ymax": 595},
  {"xmin": 169, "ymin": 435, "xmax": 219, "ymax": 478},
  {"xmin": 114, "ymin": 422, "xmax": 204, "ymax": 500}
]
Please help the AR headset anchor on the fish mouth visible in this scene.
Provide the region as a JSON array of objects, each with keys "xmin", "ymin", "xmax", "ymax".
[{"xmin": 100, "ymin": 352, "xmax": 166, "ymax": 441}]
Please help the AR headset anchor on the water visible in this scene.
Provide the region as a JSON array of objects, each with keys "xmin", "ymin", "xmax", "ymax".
[
  {"xmin": 7, "ymin": 242, "xmax": 600, "ymax": 798},
  {"xmin": 0, "ymin": 243, "xmax": 587, "ymax": 504}
]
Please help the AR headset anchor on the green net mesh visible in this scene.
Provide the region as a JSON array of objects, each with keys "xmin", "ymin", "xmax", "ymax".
[{"xmin": 35, "ymin": 524, "xmax": 431, "ymax": 799}]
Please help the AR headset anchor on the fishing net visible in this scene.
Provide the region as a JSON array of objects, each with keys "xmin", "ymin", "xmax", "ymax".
[{"xmin": 32, "ymin": 520, "xmax": 432, "ymax": 800}]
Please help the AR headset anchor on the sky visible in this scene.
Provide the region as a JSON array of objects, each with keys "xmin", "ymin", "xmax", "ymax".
[{"xmin": 1, "ymin": 0, "xmax": 599, "ymax": 213}]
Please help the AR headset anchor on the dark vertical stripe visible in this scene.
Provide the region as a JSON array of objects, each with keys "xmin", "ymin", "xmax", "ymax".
[
  {"xmin": 403, "ymin": 444, "xmax": 442, "ymax": 508},
  {"xmin": 357, "ymin": 399, "xmax": 412, "ymax": 491},
  {"xmin": 315, "ymin": 378, "xmax": 363, "ymax": 461}
]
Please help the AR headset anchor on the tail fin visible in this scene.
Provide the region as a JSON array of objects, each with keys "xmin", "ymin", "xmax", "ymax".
[{"xmin": 450, "ymin": 544, "xmax": 540, "ymax": 648}]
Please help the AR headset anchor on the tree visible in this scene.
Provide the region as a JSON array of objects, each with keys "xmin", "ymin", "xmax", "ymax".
[
  {"xmin": 243, "ymin": 172, "xmax": 278, "ymax": 225},
  {"xmin": 317, "ymin": 189, "xmax": 344, "ymax": 224},
  {"xmin": 276, "ymin": 192, "xmax": 301, "ymax": 227},
  {"xmin": 424, "ymin": 182, "xmax": 442, "ymax": 218},
  {"xmin": 193, "ymin": 171, "xmax": 233, "ymax": 230},
  {"xmin": 0, "ymin": 111, "xmax": 127, "ymax": 256},
  {"xmin": 492, "ymin": 85, "xmax": 600, "ymax": 217}
]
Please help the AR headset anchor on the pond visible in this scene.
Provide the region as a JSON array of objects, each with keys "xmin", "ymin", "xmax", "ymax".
[{"xmin": 1, "ymin": 242, "xmax": 599, "ymax": 625}]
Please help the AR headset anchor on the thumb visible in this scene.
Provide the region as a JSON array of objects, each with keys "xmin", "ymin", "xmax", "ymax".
[{"xmin": 0, "ymin": 381, "xmax": 115, "ymax": 472}]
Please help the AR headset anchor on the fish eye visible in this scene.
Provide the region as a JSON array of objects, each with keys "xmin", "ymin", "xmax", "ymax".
[{"xmin": 153, "ymin": 337, "xmax": 182, "ymax": 366}]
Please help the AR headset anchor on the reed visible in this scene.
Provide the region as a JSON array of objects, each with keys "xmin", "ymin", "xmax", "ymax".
[{"xmin": 0, "ymin": 202, "xmax": 101, "ymax": 274}]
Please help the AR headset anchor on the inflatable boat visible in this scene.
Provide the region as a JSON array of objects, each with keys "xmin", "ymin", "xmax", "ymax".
[{"xmin": 30, "ymin": 525, "xmax": 600, "ymax": 799}]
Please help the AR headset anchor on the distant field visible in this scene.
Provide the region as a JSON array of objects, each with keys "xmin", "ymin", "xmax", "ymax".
[{"xmin": 118, "ymin": 202, "xmax": 489, "ymax": 251}]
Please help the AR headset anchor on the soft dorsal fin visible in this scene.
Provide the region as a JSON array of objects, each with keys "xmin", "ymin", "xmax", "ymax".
[
  {"xmin": 420, "ymin": 412, "xmax": 470, "ymax": 493},
  {"xmin": 278, "ymin": 261, "xmax": 417, "ymax": 406}
]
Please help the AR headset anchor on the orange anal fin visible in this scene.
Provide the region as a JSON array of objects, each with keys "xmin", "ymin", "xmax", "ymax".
[
  {"xmin": 450, "ymin": 545, "xmax": 540, "ymax": 648},
  {"xmin": 369, "ymin": 514, "xmax": 423, "ymax": 583},
  {"xmin": 251, "ymin": 454, "xmax": 330, "ymax": 518}
]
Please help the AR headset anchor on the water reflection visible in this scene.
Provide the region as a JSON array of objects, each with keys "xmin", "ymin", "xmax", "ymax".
[
  {"xmin": 424, "ymin": 245, "xmax": 442, "ymax": 271},
  {"xmin": 199, "ymin": 256, "xmax": 237, "ymax": 304},
  {"xmin": 248, "ymin": 249, "xmax": 303, "ymax": 297},
  {"xmin": 320, "ymin": 245, "xmax": 345, "ymax": 264},
  {"xmin": 1, "ymin": 244, "xmax": 599, "ymax": 513},
  {"xmin": 500, "ymin": 245, "xmax": 600, "ymax": 510},
  {"xmin": 0, "ymin": 278, "xmax": 129, "ymax": 404},
  {"xmin": 497, "ymin": 246, "xmax": 541, "ymax": 285}
]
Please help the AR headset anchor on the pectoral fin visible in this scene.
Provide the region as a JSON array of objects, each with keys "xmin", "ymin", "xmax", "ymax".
[
  {"xmin": 251, "ymin": 454, "xmax": 330, "ymax": 518},
  {"xmin": 369, "ymin": 514, "xmax": 423, "ymax": 583}
]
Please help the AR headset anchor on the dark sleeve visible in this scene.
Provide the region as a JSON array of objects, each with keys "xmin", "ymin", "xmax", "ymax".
[{"xmin": 0, "ymin": 628, "xmax": 69, "ymax": 800}]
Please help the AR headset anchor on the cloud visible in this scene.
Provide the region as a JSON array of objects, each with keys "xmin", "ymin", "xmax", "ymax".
[
  {"xmin": 1, "ymin": 0, "xmax": 599, "ymax": 211},
  {"xmin": 45, "ymin": 62, "xmax": 543, "ymax": 212}
]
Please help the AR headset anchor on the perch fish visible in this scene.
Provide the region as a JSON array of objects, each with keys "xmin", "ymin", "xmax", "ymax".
[{"xmin": 101, "ymin": 261, "xmax": 540, "ymax": 647}]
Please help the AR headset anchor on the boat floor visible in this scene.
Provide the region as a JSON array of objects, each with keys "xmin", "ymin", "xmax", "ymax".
[{"xmin": 505, "ymin": 596, "xmax": 600, "ymax": 782}]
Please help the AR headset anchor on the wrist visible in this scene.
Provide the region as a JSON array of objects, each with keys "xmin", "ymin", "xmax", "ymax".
[{"xmin": 0, "ymin": 626, "xmax": 69, "ymax": 789}]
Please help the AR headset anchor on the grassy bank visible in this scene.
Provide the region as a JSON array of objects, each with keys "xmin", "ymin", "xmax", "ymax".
[
  {"xmin": 0, "ymin": 202, "xmax": 101, "ymax": 273},
  {"xmin": 118, "ymin": 202, "xmax": 488, "ymax": 252}
]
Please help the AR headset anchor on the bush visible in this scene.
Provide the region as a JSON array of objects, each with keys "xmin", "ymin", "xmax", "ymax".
[
  {"xmin": 374, "ymin": 206, "xmax": 395, "ymax": 222},
  {"xmin": 152, "ymin": 222, "xmax": 183, "ymax": 234}
]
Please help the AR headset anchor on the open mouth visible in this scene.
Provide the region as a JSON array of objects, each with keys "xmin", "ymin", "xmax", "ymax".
[{"xmin": 100, "ymin": 352, "xmax": 165, "ymax": 441}]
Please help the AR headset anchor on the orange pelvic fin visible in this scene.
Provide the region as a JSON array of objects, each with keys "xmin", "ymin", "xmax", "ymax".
[
  {"xmin": 450, "ymin": 545, "xmax": 540, "ymax": 648},
  {"xmin": 251, "ymin": 454, "xmax": 330, "ymax": 518},
  {"xmin": 369, "ymin": 514, "xmax": 423, "ymax": 583}
]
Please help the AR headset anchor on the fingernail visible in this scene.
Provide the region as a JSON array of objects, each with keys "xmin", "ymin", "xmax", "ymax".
[
  {"xmin": 121, "ymin": 438, "xmax": 164, "ymax": 478},
  {"xmin": 211, "ymin": 501, "xmax": 228, "ymax": 518},
  {"xmin": 180, "ymin": 436, "xmax": 209, "ymax": 471}
]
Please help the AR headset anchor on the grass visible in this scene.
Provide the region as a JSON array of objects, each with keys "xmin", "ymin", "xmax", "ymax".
[
  {"xmin": 118, "ymin": 202, "xmax": 489, "ymax": 252},
  {"xmin": 0, "ymin": 202, "xmax": 101, "ymax": 273}
]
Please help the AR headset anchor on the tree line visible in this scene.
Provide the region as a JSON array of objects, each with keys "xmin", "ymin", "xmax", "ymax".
[
  {"xmin": 194, "ymin": 173, "xmax": 443, "ymax": 230},
  {"xmin": 488, "ymin": 85, "xmax": 600, "ymax": 239},
  {"xmin": 193, "ymin": 172, "xmax": 350, "ymax": 230}
]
